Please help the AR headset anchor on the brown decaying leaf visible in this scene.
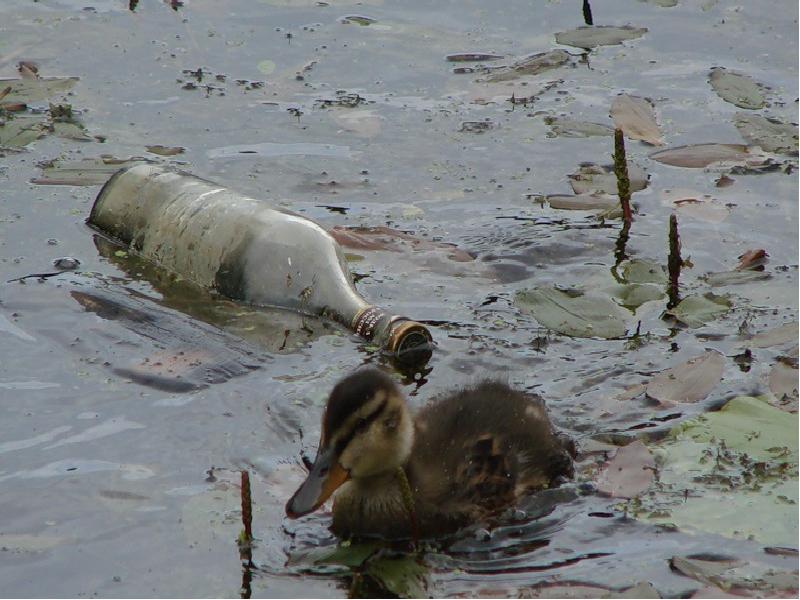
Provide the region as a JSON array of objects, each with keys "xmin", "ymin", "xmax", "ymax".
[
  {"xmin": 747, "ymin": 322, "xmax": 798, "ymax": 349},
  {"xmin": 18, "ymin": 61, "xmax": 39, "ymax": 79},
  {"xmin": 645, "ymin": 350, "xmax": 725, "ymax": 405},
  {"xmin": 610, "ymin": 94, "xmax": 663, "ymax": 145},
  {"xmin": 768, "ymin": 361, "xmax": 798, "ymax": 412},
  {"xmin": 735, "ymin": 249, "xmax": 768, "ymax": 270},
  {"xmin": 596, "ymin": 440, "xmax": 655, "ymax": 498},
  {"xmin": 649, "ymin": 144, "xmax": 750, "ymax": 168},
  {"xmin": 329, "ymin": 226, "xmax": 474, "ymax": 262}
]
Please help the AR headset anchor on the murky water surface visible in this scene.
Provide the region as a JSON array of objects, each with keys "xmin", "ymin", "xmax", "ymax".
[{"xmin": 0, "ymin": 0, "xmax": 797, "ymax": 597}]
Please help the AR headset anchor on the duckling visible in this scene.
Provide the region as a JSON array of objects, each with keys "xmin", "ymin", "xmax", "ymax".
[{"xmin": 285, "ymin": 368, "xmax": 574, "ymax": 539}]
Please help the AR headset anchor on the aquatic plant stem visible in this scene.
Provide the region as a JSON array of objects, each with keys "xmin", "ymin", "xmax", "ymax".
[
  {"xmin": 396, "ymin": 467, "xmax": 420, "ymax": 549},
  {"xmin": 613, "ymin": 129, "xmax": 634, "ymax": 224},
  {"xmin": 239, "ymin": 470, "xmax": 254, "ymax": 599},
  {"xmin": 667, "ymin": 214, "xmax": 681, "ymax": 309},
  {"xmin": 583, "ymin": 0, "xmax": 594, "ymax": 25}
]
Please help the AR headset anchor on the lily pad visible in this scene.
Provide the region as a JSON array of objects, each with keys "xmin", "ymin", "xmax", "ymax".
[
  {"xmin": 768, "ymin": 361, "xmax": 798, "ymax": 412},
  {"xmin": 733, "ymin": 113, "xmax": 798, "ymax": 156},
  {"xmin": 747, "ymin": 323, "xmax": 798, "ymax": 349},
  {"xmin": 665, "ymin": 293, "xmax": 731, "ymax": 328},
  {"xmin": 32, "ymin": 156, "xmax": 148, "ymax": 186},
  {"xmin": 569, "ymin": 162, "xmax": 649, "ymax": 195},
  {"xmin": 611, "ymin": 94, "xmax": 663, "ymax": 146},
  {"xmin": 545, "ymin": 193, "xmax": 619, "ymax": 211},
  {"xmin": 596, "ymin": 440, "xmax": 655, "ymax": 498},
  {"xmin": 256, "ymin": 60, "xmax": 276, "ymax": 75},
  {"xmin": 621, "ymin": 259, "xmax": 668, "ymax": 284},
  {"xmin": 0, "ymin": 76, "xmax": 79, "ymax": 103},
  {"xmin": 555, "ymin": 25, "xmax": 648, "ymax": 49},
  {"xmin": 650, "ymin": 144, "xmax": 751, "ymax": 168},
  {"xmin": 146, "ymin": 145, "xmax": 185, "ymax": 156},
  {"xmin": 544, "ymin": 116, "xmax": 614, "ymax": 138},
  {"xmin": 607, "ymin": 282, "xmax": 666, "ymax": 309},
  {"xmin": 704, "ymin": 270, "xmax": 771, "ymax": 287},
  {"xmin": 363, "ymin": 555, "xmax": 428, "ymax": 598},
  {"xmin": 645, "ymin": 350, "xmax": 725, "ymax": 404},
  {"xmin": 709, "ymin": 68, "xmax": 767, "ymax": 110},
  {"xmin": 51, "ymin": 121, "xmax": 93, "ymax": 141},
  {"xmin": 514, "ymin": 286, "xmax": 630, "ymax": 338},
  {"xmin": 645, "ymin": 396, "xmax": 798, "ymax": 546},
  {"xmin": 485, "ymin": 49, "xmax": 571, "ymax": 82},
  {"xmin": 0, "ymin": 115, "xmax": 48, "ymax": 148}
]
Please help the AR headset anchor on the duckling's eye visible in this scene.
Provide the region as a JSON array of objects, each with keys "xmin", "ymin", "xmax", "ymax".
[{"xmin": 355, "ymin": 418, "xmax": 368, "ymax": 432}]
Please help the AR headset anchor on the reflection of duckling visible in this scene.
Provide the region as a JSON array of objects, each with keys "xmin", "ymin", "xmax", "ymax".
[{"xmin": 286, "ymin": 368, "xmax": 574, "ymax": 539}]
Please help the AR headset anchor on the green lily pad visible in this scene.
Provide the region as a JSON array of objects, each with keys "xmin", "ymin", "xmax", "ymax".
[
  {"xmin": 515, "ymin": 286, "xmax": 630, "ymax": 338},
  {"xmin": 555, "ymin": 25, "xmax": 648, "ymax": 49},
  {"xmin": 51, "ymin": 121, "xmax": 93, "ymax": 141},
  {"xmin": 733, "ymin": 113, "xmax": 798, "ymax": 156},
  {"xmin": 644, "ymin": 396, "xmax": 798, "ymax": 546},
  {"xmin": 364, "ymin": 555, "xmax": 428, "ymax": 598},
  {"xmin": 709, "ymin": 68, "xmax": 767, "ymax": 110},
  {"xmin": 665, "ymin": 293, "xmax": 731, "ymax": 328},
  {"xmin": 256, "ymin": 60, "xmax": 276, "ymax": 75},
  {"xmin": 607, "ymin": 282, "xmax": 666, "ymax": 309},
  {"xmin": 621, "ymin": 259, "xmax": 668, "ymax": 284},
  {"xmin": 0, "ymin": 76, "xmax": 79, "ymax": 103},
  {"xmin": 0, "ymin": 115, "xmax": 48, "ymax": 148}
]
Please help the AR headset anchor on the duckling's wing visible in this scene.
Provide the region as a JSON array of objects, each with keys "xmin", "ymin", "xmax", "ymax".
[{"xmin": 409, "ymin": 381, "xmax": 573, "ymax": 515}]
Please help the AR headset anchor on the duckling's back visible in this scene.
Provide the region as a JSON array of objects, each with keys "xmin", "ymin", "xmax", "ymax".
[{"xmin": 407, "ymin": 381, "xmax": 574, "ymax": 533}]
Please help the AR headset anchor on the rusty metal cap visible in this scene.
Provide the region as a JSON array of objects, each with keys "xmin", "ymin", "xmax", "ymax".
[{"xmin": 384, "ymin": 319, "xmax": 433, "ymax": 365}]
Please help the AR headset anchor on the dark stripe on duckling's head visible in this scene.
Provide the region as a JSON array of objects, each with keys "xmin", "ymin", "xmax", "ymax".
[{"xmin": 323, "ymin": 368, "xmax": 398, "ymax": 442}]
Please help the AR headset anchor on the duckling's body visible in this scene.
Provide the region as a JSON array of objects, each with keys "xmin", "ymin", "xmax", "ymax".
[{"xmin": 286, "ymin": 369, "xmax": 574, "ymax": 540}]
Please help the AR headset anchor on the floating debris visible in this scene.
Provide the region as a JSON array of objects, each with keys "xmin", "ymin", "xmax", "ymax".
[
  {"xmin": 485, "ymin": 49, "xmax": 571, "ymax": 82},
  {"xmin": 733, "ymin": 113, "xmax": 798, "ymax": 156},
  {"xmin": 610, "ymin": 94, "xmax": 663, "ymax": 146},
  {"xmin": 555, "ymin": 25, "xmax": 647, "ymax": 50},
  {"xmin": 709, "ymin": 67, "xmax": 767, "ymax": 110}
]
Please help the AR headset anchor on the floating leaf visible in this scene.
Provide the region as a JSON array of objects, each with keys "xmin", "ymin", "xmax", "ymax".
[
  {"xmin": 51, "ymin": 121, "xmax": 93, "ymax": 141},
  {"xmin": 0, "ymin": 115, "xmax": 48, "ymax": 148},
  {"xmin": 544, "ymin": 116, "xmax": 614, "ymax": 138},
  {"xmin": 340, "ymin": 15, "xmax": 377, "ymax": 26},
  {"xmin": 32, "ymin": 156, "xmax": 148, "ymax": 186},
  {"xmin": 446, "ymin": 53, "xmax": 503, "ymax": 62},
  {"xmin": 569, "ymin": 162, "xmax": 649, "ymax": 195},
  {"xmin": 768, "ymin": 361, "xmax": 798, "ymax": 412},
  {"xmin": 514, "ymin": 287, "xmax": 629, "ymax": 338},
  {"xmin": 735, "ymin": 249, "xmax": 768, "ymax": 271},
  {"xmin": 611, "ymin": 94, "xmax": 663, "ymax": 146},
  {"xmin": 555, "ymin": 25, "xmax": 648, "ymax": 49},
  {"xmin": 546, "ymin": 193, "xmax": 619, "ymax": 211},
  {"xmin": 646, "ymin": 350, "xmax": 725, "ymax": 404},
  {"xmin": 649, "ymin": 143, "xmax": 750, "ymax": 168},
  {"xmin": 596, "ymin": 441, "xmax": 655, "ymax": 498},
  {"xmin": 704, "ymin": 270, "xmax": 770, "ymax": 287},
  {"xmin": 660, "ymin": 189, "xmax": 730, "ymax": 223},
  {"xmin": 146, "ymin": 145, "xmax": 185, "ymax": 156},
  {"xmin": 621, "ymin": 259, "xmax": 668, "ymax": 284},
  {"xmin": 665, "ymin": 293, "xmax": 731, "ymax": 328},
  {"xmin": 256, "ymin": 60, "xmax": 276, "ymax": 75},
  {"xmin": 0, "ymin": 76, "xmax": 79, "ymax": 102},
  {"xmin": 747, "ymin": 323, "xmax": 798, "ymax": 349},
  {"xmin": 607, "ymin": 283, "xmax": 666, "ymax": 309},
  {"xmin": 709, "ymin": 68, "xmax": 767, "ymax": 110},
  {"xmin": 364, "ymin": 556, "xmax": 428, "ymax": 598},
  {"xmin": 645, "ymin": 396, "xmax": 798, "ymax": 546},
  {"xmin": 486, "ymin": 49, "xmax": 571, "ymax": 82},
  {"xmin": 733, "ymin": 113, "xmax": 798, "ymax": 156}
]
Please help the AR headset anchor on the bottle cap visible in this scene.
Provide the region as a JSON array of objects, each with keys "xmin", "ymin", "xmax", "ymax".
[{"xmin": 384, "ymin": 319, "xmax": 433, "ymax": 366}]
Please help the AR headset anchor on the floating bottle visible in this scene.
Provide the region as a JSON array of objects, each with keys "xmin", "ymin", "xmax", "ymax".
[{"xmin": 88, "ymin": 164, "xmax": 432, "ymax": 364}]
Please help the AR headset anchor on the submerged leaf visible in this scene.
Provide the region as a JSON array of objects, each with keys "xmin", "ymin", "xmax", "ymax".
[
  {"xmin": 649, "ymin": 144, "xmax": 751, "ymax": 168},
  {"xmin": 485, "ymin": 49, "xmax": 571, "ymax": 82},
  {"xmin": 611, "ymin": 94, "xmax": 663, "ymax": 145},
  {"xmin": 704, "ymin": 270, "xmax": 770, "ymax": 287},
  {"xmin": 0, "ymin": 76, "xmax": 79, "ymax": 103},
  {"xmin": 709, "ymin": 67, "xmax": 767, "ymax": 110},
  {"xmin": 545, "ymin": 193, "xmax": 619, "ymax": 211},
  {"xmin": 555, "ymin": 25, "xmax": 647, "ymax": 49},
  {"xmin": 660, "ymin": 188, "xmax": 730, "ymax": 223},
  {"xmin": 569, "ymin": 162, "xmax": 649, "ymax": 195},
  {"xmin": 646, "ymin": 350, "xmax": 725, "ymax": 404},
  {"xmin": 515, "ymin": 287, "xmax": 629, "ymax": 338},
  {"xmin": 747, "ymin": 322, "xmax": 798, "ymax": 349},
  {"xmin": 768, "ymin": 361, "xmax": 798, "ymax": 412},
  {"xmin": 621, "ymin": 259, "xmax": 668, "ymax": 284},
  {"xmin": 146, "ymin": 145, "xmax": 185, "ymax": 156},
  {"xmin": 607, "ymin": 283, "xmax": 666, "ymax": 309},
  {"xmin": 365, "ymin": 555, "xmax": 428, "ymax": 598},
  {"xmin": 596, "ymin": 441, "xmax": 655, "ymax": 498},
  {"xmin": 665, "ymin": 294, "xmax": 731, "ymax": 328},
  {"xmin": 0, "ymin": 115, "xmax": 48, "ymax": 148},
  {"xmin": 733, "ymin": 113, "xmax": 798, "ymax": 156},
  {"xmin": 544, "ymin": 116, "xmax": 614, "ymax": 138},
  {"xmin": 33, "ymin": 156, "xmax": 148, "ymax": 186}
]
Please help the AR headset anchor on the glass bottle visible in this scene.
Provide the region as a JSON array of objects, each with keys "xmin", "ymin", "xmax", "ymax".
[{"xmin": 89, "ymin": 164, "xmax": 432, "ymax": 364}]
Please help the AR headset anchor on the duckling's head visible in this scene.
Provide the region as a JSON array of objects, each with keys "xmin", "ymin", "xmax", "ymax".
[{"xmin": 286, "ymin": 368, "xmax": 414, "ymax": 519}]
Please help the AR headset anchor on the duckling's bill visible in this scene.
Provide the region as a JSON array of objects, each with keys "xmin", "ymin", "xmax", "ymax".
[{"xmin": 285, "ymin": 447, "xmax": 350, "ymax": 518}]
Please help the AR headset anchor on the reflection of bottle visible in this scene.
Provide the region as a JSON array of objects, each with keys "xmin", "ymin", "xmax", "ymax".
[{"xmin": 89, "ymin": 164, "xmax": 432, "ymax": 364}]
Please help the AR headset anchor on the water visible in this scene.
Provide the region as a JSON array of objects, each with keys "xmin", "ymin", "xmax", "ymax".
[{"xmin": 0, "ymin": 0, "xmax": 797, "ymax": 596}]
